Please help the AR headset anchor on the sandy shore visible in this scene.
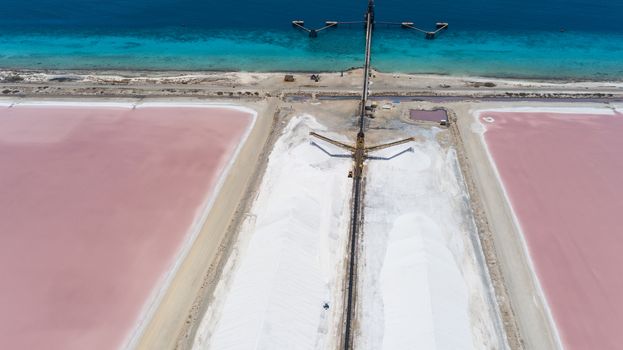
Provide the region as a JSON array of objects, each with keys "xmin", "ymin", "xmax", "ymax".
[{"xmin": 1, "ymin": 69, "xmax": 622, "ymax": 101}]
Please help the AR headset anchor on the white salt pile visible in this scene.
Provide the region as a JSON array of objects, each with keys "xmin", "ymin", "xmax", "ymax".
[
  {"xmin": 356, "ymin": 128, "xmax": 507, "ymax": 349},
  {"xmin": 193, "ymin": 115, "xmax": 351, "ymax": 350}
]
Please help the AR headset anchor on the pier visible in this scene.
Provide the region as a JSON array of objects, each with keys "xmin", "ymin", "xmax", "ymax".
[
  {"xmin": 292, "ymin": 2, "xmax": 446, "ymax": 40},
  {"xmin": 295, "ymin": 1, "xmax": 447, "ymax": 349}
]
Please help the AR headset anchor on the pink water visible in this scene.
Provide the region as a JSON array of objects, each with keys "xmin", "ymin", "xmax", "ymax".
[
  {"xmin": 409, "ymin": 109, "xmax": 447, "ymax": 122},
  {"xmin": 0, "ymin": 105, "xmax": 252, "ymax": 350},
  {"xmin": 482, "ymin": 111, "xmax": 623, "ymax": 350}
]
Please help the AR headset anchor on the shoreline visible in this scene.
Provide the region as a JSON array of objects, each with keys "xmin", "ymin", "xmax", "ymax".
[
  {"xmin": 2, "ymin": 69, "xmax": 622, "ymax": 98},
  {"xmin": 4, "ymin": 67, "xmax": 623, "ymax": 83}
]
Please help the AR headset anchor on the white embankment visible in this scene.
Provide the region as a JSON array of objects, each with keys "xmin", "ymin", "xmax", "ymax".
[
  {"xmin": 192, "ymin": 115, "xmax": 351, "ymax": 350},
  {"xmin": 356, "ymin": 127, "xmax": 507, "ymax": 350}
]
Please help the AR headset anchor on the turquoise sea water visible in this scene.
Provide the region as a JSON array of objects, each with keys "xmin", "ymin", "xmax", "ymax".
[{"xmin": 1, "ymin": 0, "xmax": 623, "ymax": 79}]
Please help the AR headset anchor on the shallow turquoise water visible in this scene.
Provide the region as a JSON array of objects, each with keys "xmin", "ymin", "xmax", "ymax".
[
  {"xmin": 2, "ymin": 29, "xmax": 622, "ymax": 80},
  {"xmin": 2, "ymin": 0, "xmax": 623, "ymax": 79}
]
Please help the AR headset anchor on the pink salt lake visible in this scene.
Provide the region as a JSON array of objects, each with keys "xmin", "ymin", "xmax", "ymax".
[
  {"xmin": 482, "ymin": 110, "xmax": 623, "ymax": 350},
  {"xmin": 0, "ymin": 104, "xmax": 253, "ymax": 349}
]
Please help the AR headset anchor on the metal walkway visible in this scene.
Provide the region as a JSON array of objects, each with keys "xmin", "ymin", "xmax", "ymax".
[{"xmin": 343, "ymin": 3, "xmax": 374, "ymax": 349}]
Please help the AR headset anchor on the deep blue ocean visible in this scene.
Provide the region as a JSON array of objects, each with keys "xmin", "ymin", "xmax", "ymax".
[{"xmin": 1, "ymin": 0, "xmax": 622, "ymax": 79}]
